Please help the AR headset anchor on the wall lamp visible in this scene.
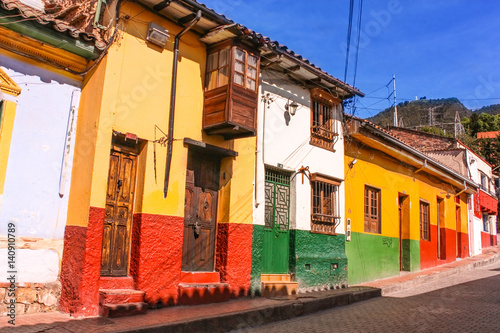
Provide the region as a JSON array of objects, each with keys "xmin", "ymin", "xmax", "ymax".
[
  {"xmin": 147, "ymin": 22, "xmax": 170, "ymax": 48},
  {"xmin": 285, "ymin": 98, "xmax": 299, "ymax": 116},
  {"xmin": 348, "ymin": 159, "xmax": 357, "ymax": 169}
]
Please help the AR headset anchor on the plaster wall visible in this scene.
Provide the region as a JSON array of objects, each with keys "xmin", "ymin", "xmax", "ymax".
[
  {"xmin": 0, "ymin": 53, "xmax": 80, "ymax": 283},
  {"xmin": 345, "ymin": 138, "xmax": 469, "ymax": 283},
  {"xmin": 254, "ymin": 71, "xmax": 345, "ymax": 233}
]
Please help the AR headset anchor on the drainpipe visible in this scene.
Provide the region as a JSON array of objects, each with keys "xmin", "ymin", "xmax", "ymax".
[{"xmin": 164, "ymin": 10, "xmax": 202, "ymax": 198}]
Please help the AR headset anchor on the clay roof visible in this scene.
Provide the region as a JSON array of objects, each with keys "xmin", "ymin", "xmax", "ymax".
[
  {"xmin": 477, "ymin": 131, "xmax": 500, "ymax": 139},
  {"xmin": 0, "ymin": 0, "xmax": 106, "ymax": 49}
]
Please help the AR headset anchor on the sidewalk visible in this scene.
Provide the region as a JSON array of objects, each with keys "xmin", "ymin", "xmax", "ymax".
[
  {"xmin": 359, "ymin": 245, "xmax": 500, "ymax": 295},
  {"xmin": 1, "ymin": 245, "xmax": 499, "ymax": 333}
]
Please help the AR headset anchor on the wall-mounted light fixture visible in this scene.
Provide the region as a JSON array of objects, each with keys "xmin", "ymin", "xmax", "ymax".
[
  {"xmin": 348, "ymin": 159, "xmax": 357, "ymax": 169},
  {"xmin": 147, "ymin": 22, "xmax": 170, "ymax": 48},
  {"xmin": 284, "ymin": 98, "xmax": 299, "ymax": 116}
]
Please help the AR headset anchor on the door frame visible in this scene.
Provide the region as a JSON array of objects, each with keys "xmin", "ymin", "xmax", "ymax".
[
  {"xmin": 100, "ymin": 133, "xmax": 143, "ymax": 277},
  {"xmin": 398, "ymin": 193, "xmax": 409, "ymax": 271},
  {"xmin": 262, "ymin": 166, "xmax": 292, "ymax": 274}
]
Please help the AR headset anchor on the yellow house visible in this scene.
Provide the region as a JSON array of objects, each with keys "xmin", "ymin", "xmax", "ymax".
[
  {"xmin": 58, "ymin": 0, "xmax": 274, "ymax": 317},
  {"xmin": 344, "ymin": 117, "xmax": 476, "ymax": 285}
]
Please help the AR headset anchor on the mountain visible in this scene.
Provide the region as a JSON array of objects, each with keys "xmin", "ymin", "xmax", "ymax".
[
  {"xmin": 474, "ymin": 104, "xmax": 500, "ymax": 115},
  {"xmin": 367, "ymin": 98, "xmax": 473, "ymax": 131}
]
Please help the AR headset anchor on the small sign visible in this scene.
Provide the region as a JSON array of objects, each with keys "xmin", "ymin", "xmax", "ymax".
[{"xmin": 346, "ymin": 218, "xmax": 351, "ymax": 242}]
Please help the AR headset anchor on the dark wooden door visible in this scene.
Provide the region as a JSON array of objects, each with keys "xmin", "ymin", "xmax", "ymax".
[
  {"xmin": 101, "ymin": 149, "xmax": 137, "ymax": 276},
  {"xmin": 182, "ymin": 151, "xmax": 219, "ymax": 271}
]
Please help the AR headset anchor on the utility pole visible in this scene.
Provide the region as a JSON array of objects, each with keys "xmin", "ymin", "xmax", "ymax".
[{"xmin": 393, "ymin": 74, "xmax": 398, "ymax": 127}]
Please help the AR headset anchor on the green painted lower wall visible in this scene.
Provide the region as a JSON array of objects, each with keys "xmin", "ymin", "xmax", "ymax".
[
  {"xmin": 402, "ymin": 238, "xmax": 421, "ymax": 272},
  {"xmin": 250, "ymin": 225, "xmax": 264, "ymax": 295},
  {"xmin": 346, "ymin": 232, "xmax": 420, "ymax": 285},
  {"xmin": 251, "ymin": 226, "xmax": 348, "ymax": 293},
  {"xmin": 290, "ymin": 230, "xmax": 347, "ymax": 290}
]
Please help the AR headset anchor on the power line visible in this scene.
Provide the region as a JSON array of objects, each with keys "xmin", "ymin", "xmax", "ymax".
[
  {"xmin": 343, "ymin": 0, "xmax": 355, "ymax": 83},
  {"xmin": 352, "ymin": 0, "xmax": 363, "ymax": 89}
]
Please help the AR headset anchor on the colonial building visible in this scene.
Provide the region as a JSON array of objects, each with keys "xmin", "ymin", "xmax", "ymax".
[
  {"xmin": 0, "ymin": 0, "xmax": 103, "ymax": 315},
  {"xmin": 345, "ymin": 118, "xmax": 477, "ymax": 285},
  {"xmin": 252, "ymin": 54, "xmax": 363, "ymax": 295},
  {"xmin": 389, "ymin": 127, "xmax": 498, "ymax": 253}
]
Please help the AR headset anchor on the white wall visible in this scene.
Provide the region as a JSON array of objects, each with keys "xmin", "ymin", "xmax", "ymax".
[
  {"xmin": 0, "ymin": 54, "xmax": 80, "ymax": 282},
  {"xmin": 254, "ymin": 71, "xmax": 345, "ymax": 234}
]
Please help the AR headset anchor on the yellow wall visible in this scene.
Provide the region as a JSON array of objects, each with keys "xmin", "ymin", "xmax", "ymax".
[
  {"xmin": 68, "ymin": 2, "xmax": 255, "ymax": 226},
  {"xmin": 345, "ymin": 140, "xmax": 468, "ymax": 240},
  {"xmin": 0, "ymin": 100, "xmax": 17, "ymax": 199}
]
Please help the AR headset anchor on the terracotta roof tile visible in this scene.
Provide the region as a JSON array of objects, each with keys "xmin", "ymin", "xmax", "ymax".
[{"xmin": 1, "ymin": 0, "xmax": 106, "ymax": 49}]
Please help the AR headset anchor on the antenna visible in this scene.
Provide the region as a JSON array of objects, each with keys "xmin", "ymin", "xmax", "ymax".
[
  {"xmin": 454, "ymin": 111, "xmax": 464, "ymax": 137},
  {"xmin": 393, "ymin": 74, "xmax": 398, "ymax": 126}
]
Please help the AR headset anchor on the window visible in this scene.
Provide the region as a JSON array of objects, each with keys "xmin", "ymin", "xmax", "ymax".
[
  {"xmin": 206, "ymin": 46, "xmax": 229, "ymax": 91},
  {"xmin": 364, "ymin": 186, "xmax": 381, "ymax": 234},
  {"xmin": 311, "ymin": 174, "xmax": 340, "ymax": 234},
  {"xmin": 0, "ymin": 101, "xmax": 4, "ymax": 134},
  {"xmin": 205, "ymin": 46, "xmax": 258, "ymax": 92},
  {"xmin": 233, "ymin": 48, "xmax": 258, "ymax": 91},
  {"xmin": 483, "ymin": 214, "xmax": 490, "ymax": 232},
  {"xmin": 310, "ymin": 88, "xmax": 340, "ymax": 151},
  {"xmin": 420, "ymin": 200, "xmax": 430, "ymax": 241},
  {"xmin": 480, "ymin": 171, "xmax": 490, "ymax": 192}
]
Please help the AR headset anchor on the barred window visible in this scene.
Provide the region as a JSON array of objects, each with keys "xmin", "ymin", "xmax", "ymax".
[
  {"xmin": 311, "ymin": 174, "xmax": 341, "ymax": 235},
  {"xmin": 420, "ymin": 200, "xmax": 430, "ymax": 241},
  {"xmin": 364, "ymin": 186, "xmax": 381, "ymax": 234},
  {"xmin": 310, "ymin": 88, "xmax": 340, "ymax": 151}
]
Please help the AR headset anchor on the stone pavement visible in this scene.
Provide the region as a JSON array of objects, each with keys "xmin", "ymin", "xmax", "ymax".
[
  {"xmin": 0, "ymin": 244, "xmax": 499, "ymax": 333},
  {"xmin": 241, "ymin": 258, "xmax": 500, "ymax": 333}
]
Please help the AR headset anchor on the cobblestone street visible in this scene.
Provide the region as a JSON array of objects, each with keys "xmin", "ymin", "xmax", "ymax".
[{"xmin": 235, "ymin": 260, "xmax": 500, "ymax": 333}]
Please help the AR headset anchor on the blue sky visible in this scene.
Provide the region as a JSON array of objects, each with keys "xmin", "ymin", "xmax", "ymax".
[{"xmin": 201, "ymin": 0, "xmax": 500, "ymax": 118}]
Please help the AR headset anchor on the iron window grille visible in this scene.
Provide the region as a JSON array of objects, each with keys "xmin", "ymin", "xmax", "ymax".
[
  {"xmin": 311, "ymin": 173, "xmax": 341, "ymax": 235},
  {"xmin": 310, "ymin": 88, "xmax": 341, "ymax": 151}
]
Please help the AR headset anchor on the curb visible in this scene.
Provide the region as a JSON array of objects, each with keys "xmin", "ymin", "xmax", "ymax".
[
  {"xmin": 117, "ymin": 287, "xmax": 381, "ymax": 333},
  {"xmin": 380, "ymin": 249, "xmax": 500, "ymax": 295}
]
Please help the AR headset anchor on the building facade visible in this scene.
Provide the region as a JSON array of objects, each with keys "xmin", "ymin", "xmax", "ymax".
[
  {"xmin": 0, "ymin": 0, "xmax": 102, "ymax": 315},
  {"xmin": 345, "ymin": 118, "xmax": 476, "ymax": 285},
  {"xmin": 252, "ymin": 63, "xmax": 362, "ymax": 294}
]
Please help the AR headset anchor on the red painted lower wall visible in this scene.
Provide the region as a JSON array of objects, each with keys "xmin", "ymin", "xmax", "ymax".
[
  {"xmin": 216, "ymin": 223, "xmax": 253, "ymax": 298},
  {"xmin": 61, "ymin": 208, "xmax": 253, "ymax": 316},
  {"xmin": 131, "ymin": 213, "xmax": 184, "ymax": 306},
  {"xmin": 457, "ymin": 232, "xmax": 469, "ymax": 258},
  {"xmin": 481, "ymin": 231, "xmax": 492, "ymax": 248},
  {"xmin": 60, "ymin": 207, "xmax": 105, "ymax": 317},
  {"xmin": 420, "ymin": 225, "xmax": 457, "ymax": 270}
]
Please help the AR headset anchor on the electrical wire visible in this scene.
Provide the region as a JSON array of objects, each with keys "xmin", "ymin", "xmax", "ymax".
[
  {"xmin": 351, "ymin": 0, "xmax": 363, "ymax": 89},
  {"xmin": 343, "ymin": 0, "xmax": 354, "ymax": 83}
]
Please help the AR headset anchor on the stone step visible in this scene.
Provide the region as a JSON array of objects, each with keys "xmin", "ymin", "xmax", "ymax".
[
  {"xmin": 99, "ymin": 276, "xmax": 135, "ymax": 290},
  {"xmin": 178, "ymin": 282, "xmax": 231, "ymax": 305},
  {"xmin": 179, "ymin": 271, "xmax": 221, "ymax": 284},
  {"xmin": 99, "ymin": 289, "xmax": 145, "ymax": 305},
  {"xmin": 261, "ymin": 281, "xmax": 299, "ymax": 297},
  {"xmin": 261, "ymin": 274, "xmax": 292, "ymax": 282},
  {"xmin": 99, "ymin": 302, "xmax": 148, "ymax": 318}
]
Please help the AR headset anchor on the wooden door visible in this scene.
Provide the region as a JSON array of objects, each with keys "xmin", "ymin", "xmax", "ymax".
[
  {"xmin": 262, "ymin": 169, "xmax": 290, "ymax": 274},
  {"xmin": 456, "ymin": 205, "xmax": 461, "ymax": 258},
  {"xmin": 182, "ymin": 151, "xmax": 219, "ymax": 271},
  {"xmin": 437, "ymin": 198, "xmax": 445, "ymax": 259},
  {"xmin": 101, "ymin": 148, "xmax": 137, "ymax": 276},
  {"xmin": 399, "ymin": 194, "xmax": 410, "ymax": 271}
]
